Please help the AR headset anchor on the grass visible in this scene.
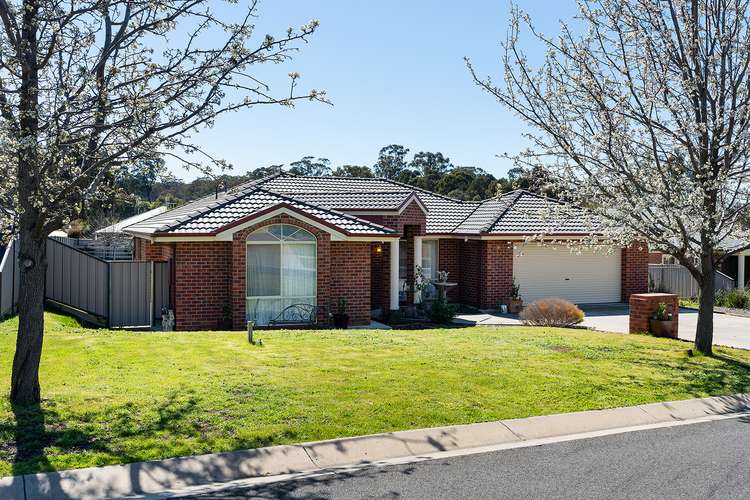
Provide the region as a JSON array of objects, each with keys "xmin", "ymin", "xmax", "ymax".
[
  {"xmin": 1, "ymin": 312, "xmax": 750, "ymax": 476},
  {"xmin": 680, "ymin": 298, "xmax": 699, "ymax": 309}
]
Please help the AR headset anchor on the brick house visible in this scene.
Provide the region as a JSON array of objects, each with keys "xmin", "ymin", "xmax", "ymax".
[{"xmin": 125, "ymin": 173, "xmax": 648, "ymax": 330}]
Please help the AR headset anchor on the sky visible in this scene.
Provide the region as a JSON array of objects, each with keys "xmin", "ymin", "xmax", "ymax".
[{"xmin": 171, "ymin": 1, "xmax": 579, "ymax": 181}]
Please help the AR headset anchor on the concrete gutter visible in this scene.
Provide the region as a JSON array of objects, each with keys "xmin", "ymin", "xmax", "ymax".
[{"xmin": 3, "ymin": 393, "xmax": 749, "ymax": 500}]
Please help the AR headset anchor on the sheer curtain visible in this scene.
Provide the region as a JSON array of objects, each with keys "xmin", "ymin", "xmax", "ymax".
[
  {"xmin": 281, "ymin": 243, "xmax": 316, "ymax": 309},
  {"xmin": 421, "ymin": 240, "xmax": 438, "ymax": 299},
  {"xmin": 246, "ymin": 224, "xmax": 317, "ymax": 325}
]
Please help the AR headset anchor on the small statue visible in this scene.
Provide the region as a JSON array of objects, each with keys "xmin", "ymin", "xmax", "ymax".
[{"xmin": 162, "ymin": 308, "xmax": 175, "ymax": 332}]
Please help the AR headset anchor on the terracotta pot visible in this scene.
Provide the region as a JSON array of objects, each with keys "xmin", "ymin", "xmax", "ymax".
[
  {"xmin": 649, "ymin": 318, "xmax": 676, "ymax": 338},
  {"xmin": 333, "ymin": 313, "xmax": 350, "ymax": 329},
  {"xmin": 508, "ymin": 298, "xmax": 523, "ymax": 314}
]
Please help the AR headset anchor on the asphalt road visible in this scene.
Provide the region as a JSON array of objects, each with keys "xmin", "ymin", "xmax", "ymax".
[{"xmin": 181, "ymin": 416, "xmax": 750, "ymax": 499}]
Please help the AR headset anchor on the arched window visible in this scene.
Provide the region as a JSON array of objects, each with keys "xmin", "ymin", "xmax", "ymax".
[{"xmin": 246, "ymin": 224, "xmax": 317, "ymax": 325}]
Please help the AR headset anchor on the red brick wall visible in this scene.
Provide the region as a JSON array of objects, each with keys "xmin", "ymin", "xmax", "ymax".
[
  {"xmin": 330, "ymin": 242, "xmax": 371, "ymax": 325},
  {"xmin": 438, "ymin": 239, "xmax": 461, "ymax": 301},
  {"xmin": 133, "ymin": 237, "xmax": 173, "ymax": 261},
  {"xmin": 480, "ymin": 240, "xmax": 515, "ymax": 309},
  {"xmin": 622, "ymin": 243, "xmax": 649, "ymax": 301},
  {"xmin": 174, "ymin": 241, "xmax": 232, "ymax": 331},
  {"xmin": 364, "ymin": 201, "xmax": 427, "ymax": 312},
  {"xmin": 360, "ymin": 199, "xmax": 426, "ymax": 235},
  {"xmin": 648, "ymin": 252, "xmax": 663, "ymax": 264},
  {"xmin": 459, "ymin": 240, "xmax": 482, "ymax": 306}
]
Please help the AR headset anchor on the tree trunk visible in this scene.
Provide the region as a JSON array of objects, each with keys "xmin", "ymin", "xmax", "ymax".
[
  {"xmin": 695, "ymin": 256, "xmax": 715, "ymax": 355},
  {"xmin": 10, "ymin": 227, "xmax": 46, "ymax": 405}
]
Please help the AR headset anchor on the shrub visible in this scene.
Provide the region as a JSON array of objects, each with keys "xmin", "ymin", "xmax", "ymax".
[
  {"xmin": 654, "ymin": 302, "xmax": 669, "ymax": 320},
  {"xmin": 519, "ymin": 298, "xmax": 585, "ymax": 327},
  {"xmin": 715, "ymin": 288, "xmax": 750, "ymax": 310},
  {"xmin": 428, "ymin": 295, "xmax": 458, "ymax": 324}
]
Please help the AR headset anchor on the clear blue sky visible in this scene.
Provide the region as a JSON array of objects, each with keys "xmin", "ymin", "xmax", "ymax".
[{"xmin": 172, "ymin": 1, "xmax": 578, "ymax": 181}]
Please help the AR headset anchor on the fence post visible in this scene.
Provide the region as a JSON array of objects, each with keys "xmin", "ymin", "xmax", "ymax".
[
  {"xmin": 107, "ymin": 262, "xmax": 112, "ymax": 328},
  {"xmin": 149, "ymin": 261, "xmax": 154, "ymax": 327}
]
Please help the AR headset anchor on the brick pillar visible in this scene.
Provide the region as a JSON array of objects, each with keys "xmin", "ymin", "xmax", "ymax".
[
  {"xmin": 622, "ymin": 242, "xmax": 649, "ymax": 301},
  {"xmin": 480, "ymin": 241, "xmax": 514, "ymax": 309},
  {"xmin": 629, "ymin": 293, "xmax": 679, "ymax": 337}
]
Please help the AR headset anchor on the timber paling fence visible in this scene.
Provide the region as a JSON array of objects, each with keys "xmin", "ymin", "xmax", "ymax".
[
  {"xmin": 0, "ymin": 237, "xmax": 169, "ymax": 328},
  {"xmin": 648, "ymin": 264, "xmax": 735, "ymax": 298}
]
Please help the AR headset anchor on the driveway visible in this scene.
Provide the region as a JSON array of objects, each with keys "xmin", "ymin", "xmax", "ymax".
[{"xmin": 455, "ymin": 304, "xmax": 750, "ymax": 350}]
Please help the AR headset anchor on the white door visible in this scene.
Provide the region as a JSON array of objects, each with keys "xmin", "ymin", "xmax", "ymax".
[{"xmin": 512, "ymin": 244, "xmax": 621, "ymax": 304}]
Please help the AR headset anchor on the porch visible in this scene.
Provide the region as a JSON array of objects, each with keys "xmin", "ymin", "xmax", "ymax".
[{"xmin": 720, "ymin": 251, "xmax": 750, "ymax": 289}]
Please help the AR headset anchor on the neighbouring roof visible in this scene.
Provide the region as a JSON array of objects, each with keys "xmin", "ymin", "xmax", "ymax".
[
  {"xmin": 95, "ymin": 206, "xmax": 168, "ymax": 234},
  {"xmin": 125, "ymin": 173, "xmax": 596, "ymax": 239}
]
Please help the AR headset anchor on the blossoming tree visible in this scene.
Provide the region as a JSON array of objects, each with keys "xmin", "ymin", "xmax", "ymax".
[
  {"xmin": 468, "ymin": 0, "xmax": 750, "ymax": 355},
  {"xmin": 0, "ymin": 0, "xmax": 327, "ymax": 404}
]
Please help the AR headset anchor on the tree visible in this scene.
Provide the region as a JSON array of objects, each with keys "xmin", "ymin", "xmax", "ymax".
[
  {"xmin": 468, "ymin": 0, "xmax": 750, "ymax": 354},
  {"xmin": 0, "ymin": 0, "xmax": 327, "ymax": 404},
  {"xmin": 332, "ymin": 164, "xmax": 374, "ymax": 177},
  {"xmin": 436, "ymin": 166, "xmax": 497, "ymax": 200},
  {"xmin": 410, "ymin": 152, "xmax": 452, "ymax": 192},
  {"xmin": 503, "ymin": 166, "xmax": 561, "ymax": 199},
  {"xmin": 118, "ymin": 158, "xmax": 167, "ymax": 202},
  {"xmin": 288, "ymin": 156, "xmax": 331, "ymax": 176},
  {"xmin": 373, "ymin": 144, "xmax": 414, "ymax": 182}
]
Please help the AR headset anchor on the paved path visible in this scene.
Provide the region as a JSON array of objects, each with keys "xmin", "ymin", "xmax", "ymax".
[
  {"xmin": 182, "ymin": 416, "xmax": 750, "ymax": 499},
  {"xmin": 456, "ymin": 305, "xmax": 750, "ymax": 350}
]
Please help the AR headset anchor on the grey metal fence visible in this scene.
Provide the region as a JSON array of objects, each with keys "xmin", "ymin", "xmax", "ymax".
[
  {"xmin": 109, "ymin": 261, "xmax": 152, "ymax": 327},
  {"xmin": 649, "ymin": 264, "xmax": 736, "ymax": 297},
  {"xmin": 0, "ymin": 240, "xmax": 19, "ymax": 318},
  {"xmin": 46, "ymin": 237, "xmax": 109, "ymax": 319},
  {"xmin": 50, "ymin": 236, "xmax": 133, "ymax": 261},
  {"xmin": 44, "ymin": 237, "xmax": 170, "ymax": 328}
]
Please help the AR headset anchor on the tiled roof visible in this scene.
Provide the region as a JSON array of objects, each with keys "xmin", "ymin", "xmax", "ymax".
[
  {"xmin": 95, "ymin": 206, "xmax": 168, "ymax": 234},
  {"xmin": 126, "ymin": 173, "xmax": 597, "ymax": 238},
  {"xmin": 291, "ymin": 191, "xmax": 415, "ymax": 211},
  {"xmin": 128, "ymin": 185, "xmax": 396, "ymax": 236},
  {"xmin": 452, "ymin": 197, "xmax": 514, "ymax": 234},
  {"xmin": 487, "ymin": 191, "xmax": 597, "ymax": 234}
]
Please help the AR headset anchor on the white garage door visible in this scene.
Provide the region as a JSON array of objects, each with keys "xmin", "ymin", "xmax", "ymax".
[{"xmin": 513, "ymin": 244, "xmax": 621, "ymax": 304}]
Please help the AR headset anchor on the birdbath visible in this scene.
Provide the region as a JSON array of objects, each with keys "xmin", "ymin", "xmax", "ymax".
[{"xmin": 431, "ymin": 272, "xmax": 457, "ymax": 301}]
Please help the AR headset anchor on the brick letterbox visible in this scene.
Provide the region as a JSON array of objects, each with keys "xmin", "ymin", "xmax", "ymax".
[{"xmin": 629, "ymin": 293, "xmax": 679, "ymax": 338}]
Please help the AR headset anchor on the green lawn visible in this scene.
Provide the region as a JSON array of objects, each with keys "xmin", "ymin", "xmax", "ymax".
[{"xmin": 1, "ymin": 312, "xmax": 750, "ymax": 476}]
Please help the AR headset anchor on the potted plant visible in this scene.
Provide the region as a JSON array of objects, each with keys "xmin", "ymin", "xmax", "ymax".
[
  {"xmin": 332, "ymin": 298, "xmax": 350, "ymax": 329},
  {"xmin": 218, "ymin": 304, "xmax": 233, "ymax": 330},
  {"xmin": 649, "ymin": 302, "xmax": 675, "ymax": 338},
  {"xmin": 508, "ymin": 277, "xmax": 523, "ymax": 313}
]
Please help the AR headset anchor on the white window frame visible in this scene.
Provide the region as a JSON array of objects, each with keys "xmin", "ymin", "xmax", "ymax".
[
  {"xmin": 246, "ymin": 224, "xmax": 317, "ymax": 324},
  {"xmin": 421, "ymin": 238, "xmax": 439, "ymax": 300}
]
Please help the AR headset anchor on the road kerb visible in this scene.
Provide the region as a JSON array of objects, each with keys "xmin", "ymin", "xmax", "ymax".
[{"xmin": 3, "ymin": 393, "xmax": 749, "ymax": 500}]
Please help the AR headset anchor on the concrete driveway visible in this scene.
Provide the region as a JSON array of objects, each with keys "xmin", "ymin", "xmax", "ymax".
[{"xmin": 455, "ymin": 304, "xmax": 750, "ymax": 350}]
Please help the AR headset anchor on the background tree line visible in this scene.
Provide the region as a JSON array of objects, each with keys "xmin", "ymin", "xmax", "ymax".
[{"xmin": 94, "ymin": 145, "xmax": 556, "ymax": 229}]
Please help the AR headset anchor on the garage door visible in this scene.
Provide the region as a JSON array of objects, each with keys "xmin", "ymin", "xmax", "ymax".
[{"xmin": 513, "ymin": 244, "xmax": 621, "ymax": 304}]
